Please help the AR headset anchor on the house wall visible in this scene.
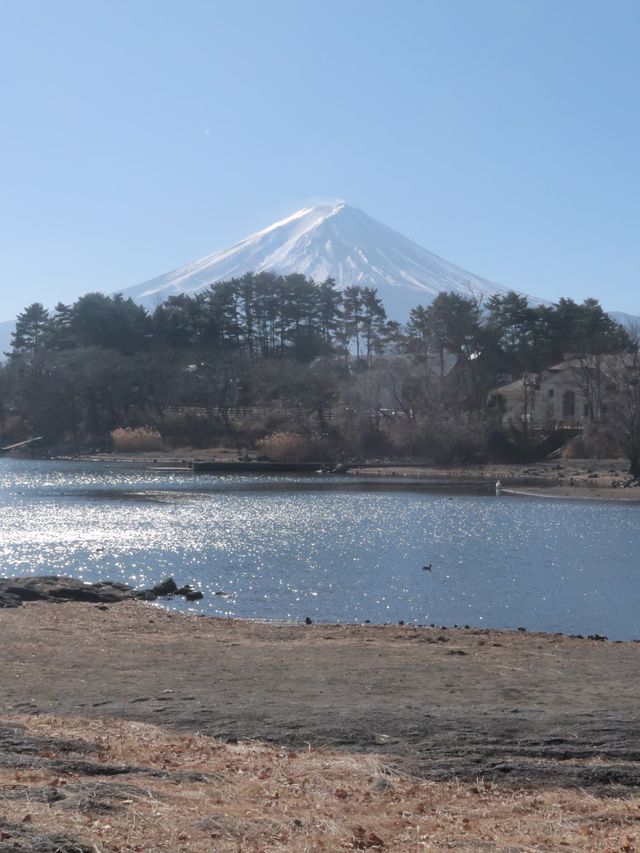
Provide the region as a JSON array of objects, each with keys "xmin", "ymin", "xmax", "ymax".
[
  {"xmin": 499, "ymin": 367, "xmax": 590, "ymax": 430},
  {"xmin": 529, "ymin": 371, "xmax": 590, "ymax": 428},
  {"xmin": 495, "ymin": 353, "xmax": 632, "ymax": 432}
]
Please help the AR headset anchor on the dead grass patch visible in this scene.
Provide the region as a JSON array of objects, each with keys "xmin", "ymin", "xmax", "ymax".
[
  {"xmin": 0, "ymin": 714, "xmax": 639, "ymax": 852},
  {"xmin": 256, "ymin": 430, "xmax": 332, "ymax": 462},
  {"xmin": 111, "ymin": 427, "xmax": 164, "ymax": 452}
]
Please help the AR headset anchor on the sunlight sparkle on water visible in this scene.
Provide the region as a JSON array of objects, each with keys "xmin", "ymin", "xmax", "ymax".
[{"xmin": 0, "ymin": 459, "xmax": 639, "ymax": 638}]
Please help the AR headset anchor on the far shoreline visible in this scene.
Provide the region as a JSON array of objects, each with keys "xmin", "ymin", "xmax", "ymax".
[{"xmin": 31, "ymin": 450, "xmax": 640, "ymax": 502}]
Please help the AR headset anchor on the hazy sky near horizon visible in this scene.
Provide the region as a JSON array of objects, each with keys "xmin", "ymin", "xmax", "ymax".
[{"xmin": 1, "ymin": 0, "xmax": 639, "ymax": 320}]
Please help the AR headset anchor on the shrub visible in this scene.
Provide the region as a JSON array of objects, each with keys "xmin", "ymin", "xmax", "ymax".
[
  {"xmin": 0, "ymin": 415, "xmax": 25, "ymax": 446},
  {"xmin": 111, "ymin": 426, "xmax": 164, "ymax": 452},
  {"xmin": 336, "ymin": 414, "xmax": 392, "ymax": 459},
  {"xmin": 562, "ymin": 425, "xmax": 620, "ymax": 459},
  {"xmin": 385, "ymin": 414, "xmax": 490, "ymax": 465},
  {"xmin": 157, "ymin": 411, "xmax": 227, "ymax": 449}
]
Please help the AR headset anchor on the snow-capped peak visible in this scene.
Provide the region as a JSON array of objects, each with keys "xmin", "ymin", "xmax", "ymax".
[
  {"xmin": 249, "ymin": 201, "xmax": 346, "ymax": 241},
  {"xmin": 119, "ymin": 202, "xmax": 538, "ymax": 319}
]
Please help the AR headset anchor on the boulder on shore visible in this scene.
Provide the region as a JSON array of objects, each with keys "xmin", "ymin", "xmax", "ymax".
[{"xmin": 0, "ymin": 575, "xmax": 203, "ymax": 608}]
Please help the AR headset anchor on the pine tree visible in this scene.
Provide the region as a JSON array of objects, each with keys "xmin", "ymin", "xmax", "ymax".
[{"xmin": 9, "ymin": 303, "xmax": 51, "ymax": 359}]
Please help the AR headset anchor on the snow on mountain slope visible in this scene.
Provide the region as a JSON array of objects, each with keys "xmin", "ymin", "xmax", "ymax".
[
  {"xmin": 609, "ymin": 311, "xmax": 640, "ymax": 332},
  {"xmin": 121, "ymin": 202, "xmax": 537, "ymax": 320}
]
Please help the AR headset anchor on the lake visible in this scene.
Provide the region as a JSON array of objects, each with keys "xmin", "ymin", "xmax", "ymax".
[{"xmin": 0, "ymin": 458, "xmax": 638, "ymax": 639}]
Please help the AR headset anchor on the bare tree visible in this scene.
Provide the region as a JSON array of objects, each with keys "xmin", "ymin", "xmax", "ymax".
[
  {"xmin": 601, "ymin": 351, "xmax": 640, "ymax": 478},
  {"xmin": 569, "ymin": 353, "xmax": 606, "ymax": 424}
]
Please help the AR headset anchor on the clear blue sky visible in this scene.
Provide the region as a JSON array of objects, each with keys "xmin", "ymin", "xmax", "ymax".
[{"xmin": 1, "ymin": 0, "xmax": 638, "ymax": 320}]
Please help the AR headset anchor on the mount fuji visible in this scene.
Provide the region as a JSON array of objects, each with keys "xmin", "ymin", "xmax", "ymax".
[
  {"xmin": 120, "ymin": 202, "xmax": 534, "ymax": 320},
  {"xmin": 0, "ymin": 203, "xmax": 635, "ymax": 357}
]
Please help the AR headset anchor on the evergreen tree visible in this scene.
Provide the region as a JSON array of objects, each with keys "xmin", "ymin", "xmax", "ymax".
[
  {"xmin": 316, "ymin": 278, "xmax": 343, "ymax": 346},
  {"xmin": 9, "ymin": 303, "xmax": 51, "ymax": 359},
  {"xmin": 360, "ymin": 287, "xmax": 387, "ymax": 365},
  {"xmin": 342, "ymin": 286, "xmax": 364, "ymax": 359}
]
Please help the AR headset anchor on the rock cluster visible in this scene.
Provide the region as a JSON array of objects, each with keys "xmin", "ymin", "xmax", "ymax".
[
  {"xmin": 612, "ymin": 477, "xmax": 640, "ymax": 489},
  {"xmin": 0, "ymin": 575, "xmax": 203, "ymax": 609}
]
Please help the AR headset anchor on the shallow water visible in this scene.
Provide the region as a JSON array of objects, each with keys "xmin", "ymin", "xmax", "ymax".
[{"xmin": 0, "ymin": 458, "xmax": 638, "ymax": 638}]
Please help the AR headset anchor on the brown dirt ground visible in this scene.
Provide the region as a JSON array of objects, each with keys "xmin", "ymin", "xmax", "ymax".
[{"xmin": 2, "ymin": 602, "xmax": 640, "ymax": 795}]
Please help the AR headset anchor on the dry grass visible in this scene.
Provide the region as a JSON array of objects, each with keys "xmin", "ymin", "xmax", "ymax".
[
  {"xmin": 256, "ymin": 430, "xmax": 332, "ymax": 462},
  {"xmin": 111, "ymin": 427, "xmax": 164, "ymax": 452},
  {"xmin": 1, "ymin": 715, "xmax": 639, "ymax": 852}
]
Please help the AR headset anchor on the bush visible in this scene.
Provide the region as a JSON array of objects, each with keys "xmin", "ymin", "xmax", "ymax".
[
  {"xmin": 562, "ymin": 425, "xmax": 620, "ymax": 459},
  {"xmin": 157, "ymin": 411, "xmax": 227, "ymax": 449},
  {"xmin": 336, "ymin": 414, "xmax": 392, "ymax": 458},
  {"xmin": 111, "ymin": 426, "xmax": 164, "ymax": 452},
  {"xmin": 385, "ymin": 414, "xmax": 491, "ymax": 465},
  {"xmin": 256, "ymin": 431, "xmax": 333, "ymax": 462},
  {"xmin": 0, "ymin": 415, "xmax": 26, "ymax": 446}
]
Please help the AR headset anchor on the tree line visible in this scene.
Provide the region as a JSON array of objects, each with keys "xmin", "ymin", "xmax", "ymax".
[
  {"xmin": 9, "ymin": 274, "xmax": 392, "ymax": 365},
  {"xmin": 0, "ymin": 273, "xmax": 633, "ymax": 460}
]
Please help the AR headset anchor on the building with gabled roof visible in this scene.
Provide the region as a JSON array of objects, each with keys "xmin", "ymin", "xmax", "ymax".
[{"xmin": 493, "ymin": 353, "xmax": 634, "ymax": 431}]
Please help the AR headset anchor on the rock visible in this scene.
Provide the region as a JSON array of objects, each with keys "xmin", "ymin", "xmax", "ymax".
[
  {"xmin": 0, "ymin": 592, "xmax": 23, "ymax": 609},
  {"xmin": 0, "ymin": 575, "xmax": 203, "ymax": 607},
  {"xmin": 176, "ymin": 585, "xmax": 204, "ymax": 601},
  {"xmin": 0, "ymin": 577, "xmax": 137, "ymax": 606},
  {"xmin": 186, "ymin": 591, "xmax": 202, "ymax": 601},
  {"xmin": 133, "ymin": 590, "xmax": 158, "ymax": 601},
  {"xmin": 1, "ymin": 584, "xmax": 44, "ymax": 602},
  {"xmin": 151, "ymin": 578, "xmax": 178, "ymax": 597}
]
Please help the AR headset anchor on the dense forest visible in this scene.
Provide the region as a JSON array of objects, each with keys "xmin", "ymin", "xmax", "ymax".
[{"xmin": 0, "ymin": 272, "xmax": 633, "ymax": 463}]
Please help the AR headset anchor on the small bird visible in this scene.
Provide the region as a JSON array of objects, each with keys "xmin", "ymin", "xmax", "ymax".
[
  {"xmin": 422, "ymin": 564, "xmax": 432, "ymax": 571},
  {"xmin": 305, "ymin": 616, "xmax": 313, "ymax": 625}
]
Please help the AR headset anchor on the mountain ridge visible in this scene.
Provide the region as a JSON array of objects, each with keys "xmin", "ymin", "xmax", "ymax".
[{"xmin": 120, "ymin": 202, "xmax": 542, "ymax": 320}]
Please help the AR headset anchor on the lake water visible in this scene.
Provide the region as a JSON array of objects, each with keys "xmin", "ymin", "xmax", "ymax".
[{"xmin": 0, "ymin": 458, "xmax": 638, "ymax": 639}]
